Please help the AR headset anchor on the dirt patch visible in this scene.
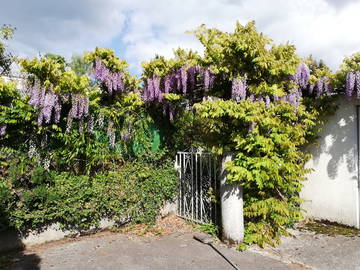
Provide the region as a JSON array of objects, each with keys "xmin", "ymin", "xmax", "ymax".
[
  {"xmin": 111, "ymin": 215, "xmax": 196, "ymax": 237},
  {"xmin": 297, "ymin": 219, "xmax": 360, "ymax": 236}
]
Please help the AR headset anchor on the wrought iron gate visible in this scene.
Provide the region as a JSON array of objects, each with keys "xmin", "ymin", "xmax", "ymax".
[{"xmin": 175, "ymin": 151, "xmax": 220, "ymax": 224}]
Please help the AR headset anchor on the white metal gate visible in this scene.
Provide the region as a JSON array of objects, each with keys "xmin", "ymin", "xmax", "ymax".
[{"xmin": 175, "ymin": 151, "xmax": 220, "ymax": 224}]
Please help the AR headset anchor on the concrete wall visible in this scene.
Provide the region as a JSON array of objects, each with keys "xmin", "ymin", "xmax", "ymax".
[
  {"xmin": 302, "ymin": 97, "xmax": 360, "ymax": 228},
  {"xmin": 1, "ymin": 200, "xmax": 175, "ymax": 253},
  {"xmin": 0, "ymin": 219, "xmax": 116, "ymax": 253}
]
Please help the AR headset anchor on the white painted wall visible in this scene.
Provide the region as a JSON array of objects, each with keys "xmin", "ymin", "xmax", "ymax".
[{"xmin": 302, "ymin": 97, "xmax": 360, "ymax": 228}]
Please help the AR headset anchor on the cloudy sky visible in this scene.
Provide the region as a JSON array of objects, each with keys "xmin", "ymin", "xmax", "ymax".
[{"xmin": 1, "ymin": 0, "xmax": 360, "ymax": 74}]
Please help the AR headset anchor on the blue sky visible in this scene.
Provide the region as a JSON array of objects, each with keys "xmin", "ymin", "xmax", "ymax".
[{"xmin": 1, "ymin": 0, "xmax": 360, "ymax": 76}]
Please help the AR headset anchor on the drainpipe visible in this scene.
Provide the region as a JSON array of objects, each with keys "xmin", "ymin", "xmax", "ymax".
[{"xmin": 220, "ymin": 154, "xmax": 244, "ymax": 244}]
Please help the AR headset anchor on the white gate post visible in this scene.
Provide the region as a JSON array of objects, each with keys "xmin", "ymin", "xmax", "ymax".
[{"xmin": 220, "ymin": 154, "xmax": 244, "ymax": 244}]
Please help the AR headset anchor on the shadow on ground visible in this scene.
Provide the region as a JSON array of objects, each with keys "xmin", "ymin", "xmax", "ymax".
[
  {"xmin": 8, "ymin": 252, "xmax": 41, "ymax": 270},
  {"xmin": 0, "ymin": 214, "xmax": 41, "ymax": 270}
]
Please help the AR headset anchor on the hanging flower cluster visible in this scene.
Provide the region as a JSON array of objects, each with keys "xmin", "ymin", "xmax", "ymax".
[
  {"xmin": 26, "ymin": 80, "xmax": 90, "ymax": 133},
  {"xmin": 0, "ymin": 124, "xmax": 6, "ymax": 136},
  {"xmin": 230, "ymin": 63, "xmax": 316, "ymax": 108},
  {"xmin": 345, "ymin": 70, "xmax": 360, "ymax": 98},
  {"xmin": 230, "ymin": 78, "xmax": 301, "ymax": 108},
  {"xmin": 93, "ymin": 59, "xmax": 125, "ymax": 95},
  {"xmin": 307, "ymin": 76, "xmax": 332, "ymax": 97},
  {"xmin": 66, "ymin": 93, "xmax": 89, "ymax": 133},
  {"xmin": 143, "ymin": 66, "xmax": 215, "ymax": 119},
  {"xmin": 290, "ymin": 62, "xmax": 310, "ymax": 89},
  {"xmin": 27, "ymin": 81, "xmax": 63, "ymax": 126},
  {"xmin": 283, "ymin": 88, "xmax": 302, "ymax": 107},
  {"xmin": 231, "ymin": 78, "xmax": 247, "ymax": 102},
  {"xmin": 143, "ymin": 66, "xmax": 215, "ymax": 102},
  {"xmin": 106, "ymin": 119, "xmax": 115, "ymax": 148},
  {"xmin": 68, "ymin": 94, "xmax": 89, "ymax": 119},
  {"xmin": 289, "ymin": 63, "xmax": 332, "ymax": 98}
]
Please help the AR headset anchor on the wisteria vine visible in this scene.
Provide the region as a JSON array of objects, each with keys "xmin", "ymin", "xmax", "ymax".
[
  {"xmin": 93, "ymin": 58, "xmax": 125, "ymax": 95},
  {"xmin": 345, "ymin": 70, "xmax": 360, "ymax": 98},
  {"xmin": 143, "ymin": 66, "xmax": 215, "ymax": 119},
  {"xmin": 143, "ymin": 62, "xmax": 337, "ymax": 116}
]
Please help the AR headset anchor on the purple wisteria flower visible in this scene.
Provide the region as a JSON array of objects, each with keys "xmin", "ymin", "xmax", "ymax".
[
  {"xmin": 203, "ymin": 69, "xmax": 215, "ymax": 92},
  {"xmin": 121, "ymin": 131, "xmax": 131, "ymax": 142},
  {"xmin": 153, "ymin": 76, "xmax": 162, "ymax": 102},
  {"xmin": 265, "ymin": 96, "xmax": 271, "ymax": 108},
  {"xmin": 42, "ymin": 92, "xmax": 58, "ymax": 124},
  {"xmin": 54, "ymin": 103, "xmax": 61, "ymax": 123},
  {"xmin": 311, "ymin": 77, "xmax": 332, "ymax": 97},
  {"xmin": 231, "ymin": 78, "xmax": 247, "ymax": 102},
  {"xmin": 346, "ymin": 71, "xmax": 356, "ymax": 97},
  {"xmin": 316, "ymin": 78, "xmax": 324, "ymax": 97},
  {"xmin": 286, "ymin": 88, "xmax": 301, "ymax": 108},
  {"xmin": 69, "ymin": 94, "xmax": 89, "ymax": 120},
  {"xmin": 93, "ymin": 58, "xmax": 125, "ymax": 95},
  {"xmin": 356, "ymin": 71, "xmax": 360, "ymax": 98},
  {"xmin": 66, "ymin": 117, "xmax": 73, "ymax": 133},
  {"xmin": 164, "ymin": 74, "xmax": 172, "ymax": 94},
  {"xmin": 107, "ymin": 120, "xmax": 115, "ymax": 148},
  {"xmin": 180, "ymin": 66, "xmax": 188, "ymax": 94},
  {"xmin": 308, "ymin": 84, "xmax": 315, "ymax": 95},
  {"xmin": 97, "ymin": 114, "xmax": 105, "ymax": 128},
  {"xmin": 0, "ymin": 124, "xmax": 6, "ymax": 136},
  {"xmin": 27, "ymin": 81, "xmax": 65, "ymax": 126},
  {"xmin": 290, "ymin": 62, "xmax": 310, "ymax": 89},
  {"xmin": 28, "ymin": 80, "xmax": 45, "ymax": 107},
  {"xmin": 143, "ymin": 65, "xmax": 216, "ymax": 120}
]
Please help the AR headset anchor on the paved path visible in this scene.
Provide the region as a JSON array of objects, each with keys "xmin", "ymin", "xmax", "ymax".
[
  {"xmin": 256, "ymin": 229, "xmax": 360, "ymax": 270},
  {"xmin": 10, "ymin": 232, "xmax": 299, "ymax": 270}
]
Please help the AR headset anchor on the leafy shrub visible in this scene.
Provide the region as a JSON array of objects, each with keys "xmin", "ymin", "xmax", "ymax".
[
  {"xmin": 0, "ymin": 160, "xmax": 177, "ymax": 232},
  {"xmin": 196, "ymin": 99, "xmax": 317, "ymax": 247}
]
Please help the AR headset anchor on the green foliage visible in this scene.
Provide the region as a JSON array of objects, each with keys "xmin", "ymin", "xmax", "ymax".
[
  {"xmin": 193, "ymin": 21, "xmax": 299, "ymax": 96},
  {"xmin": 85, "ymin": 47, "xmax": 129, "ymax": 72},
  {"xmin": 195, "ymin": 95, "xmax": 317, "ymax": 248},
  {"xmin": 85, "ymin": 47, "xmax": 139, "ymax": 89},
  {"xmin": 0, "ymin": 78, "xmax": 37, "ymax": 144},
  {"xmin": 44, "ymin": 53, "xmax": 66, "ymax": 69},
  {"xmin": 142, "ymin": 48, "xmax": 201, "ymax": 78},
  {"xmin": 0, "ymin": 24, "xmax": 15, "ymax": 75},
  {"xmin": 0, "ymin": 160, "xmax": 177, "ymax": 232},
  {"xmin": 69, "ymin": 54, "xmax": 92, "ymax": 76},
  {"xmin": 335, "ymin": 52, "xmax": 360, "ymax": 89},
  {"xmin": 19, "ymin": 56, "xmax": 91, "ymax": 94},
  {"xmin": 2, "ymin": 21, "xmax": 360, "ymax": 250},
  {"xmin": 1, "ymin": 45, "xmax": 174, "ymax": 235},
  {"xmin": 199, "ymin": 222, "xmax": 219, "ymax": 238}
]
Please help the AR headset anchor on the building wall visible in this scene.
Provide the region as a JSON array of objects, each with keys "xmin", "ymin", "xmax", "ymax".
[{"xmin": 302, "ymin": 97, "xmax": 360, "ymax": 228}]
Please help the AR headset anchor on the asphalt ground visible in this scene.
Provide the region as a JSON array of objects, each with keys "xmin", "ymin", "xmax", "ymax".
[{"xmin": 9, "ymin": 232, "xmax": 299, "ymax": 270}]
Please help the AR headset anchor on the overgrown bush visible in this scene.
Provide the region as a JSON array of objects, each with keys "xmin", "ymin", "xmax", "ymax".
[{"xmin": 0, "ymin": 160, "xmax": 177, "ymax": 232}]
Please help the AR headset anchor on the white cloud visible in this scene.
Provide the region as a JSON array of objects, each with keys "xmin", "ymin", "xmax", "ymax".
[
  {"xmin": 1, "ymin": 0, "xmax": 360, "ymax": 73},
  {"xmin": 2, "ymin": 0, "xmax": 126, "ymax": 57}
]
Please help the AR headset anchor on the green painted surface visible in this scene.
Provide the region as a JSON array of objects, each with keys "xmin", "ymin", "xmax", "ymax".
[{"xmin": 132, "ymin": 124, "xmax": 161, "ymax": 155}]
